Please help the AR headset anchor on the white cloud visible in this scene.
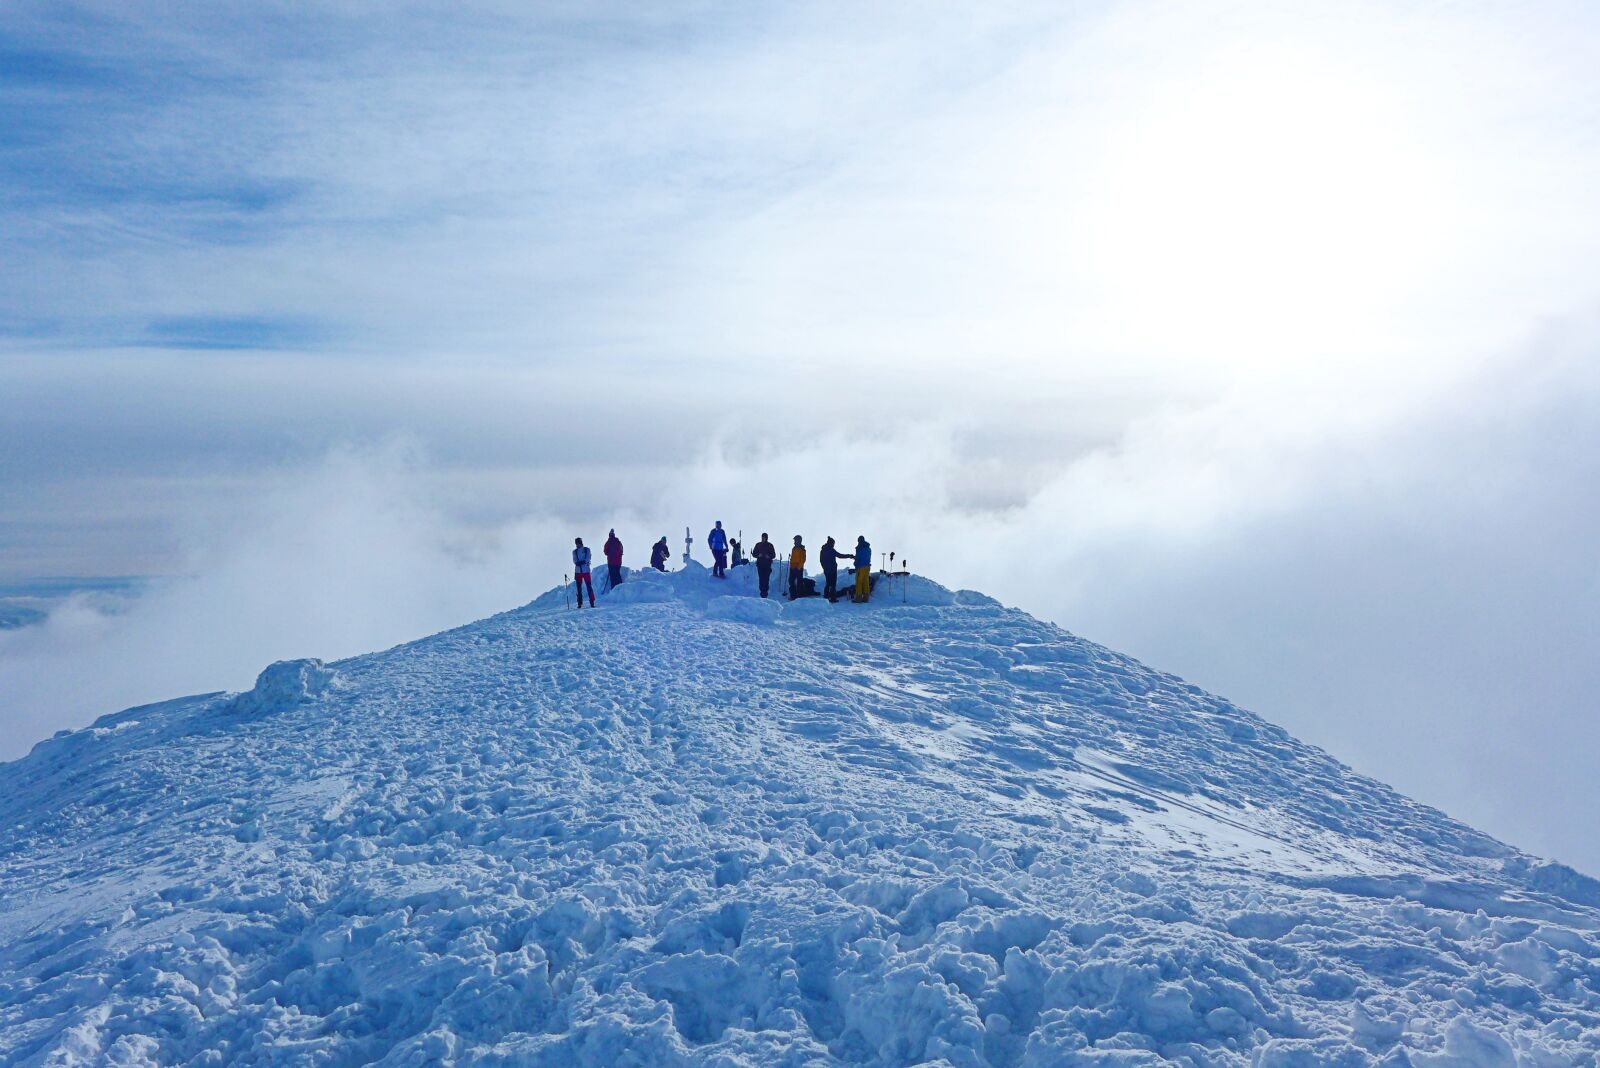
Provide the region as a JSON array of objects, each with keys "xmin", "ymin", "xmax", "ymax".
[
  {"xmin": 5, "ymin": 322, "xmax": 1594, "ymax": 872},
  {"xmin": 0, "ymin": 443, "xmax": 564, "ymax": 753}
]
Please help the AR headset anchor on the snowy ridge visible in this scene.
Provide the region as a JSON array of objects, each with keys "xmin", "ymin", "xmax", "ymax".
[{"xmin": 1, "ymin": 562, "xmax": 1597, "ymax": 1065}]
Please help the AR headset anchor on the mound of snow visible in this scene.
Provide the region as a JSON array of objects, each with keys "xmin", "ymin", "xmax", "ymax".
[
  {"xmin": 3, "ymin": 575, "xmax": 1597, "ymax": 1065},
  {"xmin": 704, "ymin": 594, "xmax": 781, "ymax": 625},
  {"xmin": 875, "ymin": 572, "xmax": 956, "ymax": 606},
  {"xmin": 1526, "ymin": 860, "xmax": 1600, "ymax": 907},
  {"xmin": 780, "ymin": 594, "xmax": 834, "ymax": 615},
  {"xmin": 226, "ymin": 658, "xmax": 338, "ymax": 717},
  {"xmin": 606, "ymin": 577, "xmax": 676, "ymax": 604}
]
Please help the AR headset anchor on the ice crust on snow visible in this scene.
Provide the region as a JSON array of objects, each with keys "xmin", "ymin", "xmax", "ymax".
[{"xmin": 1, "ymin": 564, "xmax": 1598, "ymax": 1066}]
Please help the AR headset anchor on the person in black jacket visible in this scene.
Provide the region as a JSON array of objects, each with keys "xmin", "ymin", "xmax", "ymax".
[
  {"xmin": 819, "ymin": 536, "xmax": 848, "ymax": 602},
  {"xmin": 650, "ymin": 537, "xmax": 670, "ymax": 572},
  {"xmin": 751, "ymin": 533, "xmax": 777, "ymax": 598}
]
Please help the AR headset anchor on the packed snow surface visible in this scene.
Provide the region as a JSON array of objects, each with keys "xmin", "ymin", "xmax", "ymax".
[{"xmin": 2, "ymin": 562, "xmax": 1598, "ymax": 1065}]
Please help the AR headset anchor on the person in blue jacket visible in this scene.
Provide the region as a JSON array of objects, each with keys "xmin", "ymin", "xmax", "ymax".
[
  {"xmin": 708, "ymin": 521, "xmax": 729, "ymax": 578},
  {"xmin": 650, "ymin": 537, "xmax": 670, "ymax": 571},
  {"xmin": 852, "ymin": 535, "xmax": 872, "ymax": 603}
]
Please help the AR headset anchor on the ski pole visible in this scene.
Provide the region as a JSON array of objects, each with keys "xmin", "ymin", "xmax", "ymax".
[{"xmin": 564, "ymin": 574, "xmax": 571, "ymax": 610}]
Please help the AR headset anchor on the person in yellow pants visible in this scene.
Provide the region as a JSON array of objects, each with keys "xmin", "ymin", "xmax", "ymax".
[{"xmin": 852, "ymin": 535, "xmax": 872, "ymax": 602}]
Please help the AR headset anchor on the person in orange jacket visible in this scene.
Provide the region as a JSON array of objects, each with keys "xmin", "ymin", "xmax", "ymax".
[{"xmin": 788, "ymin": 535, "xmax": 806, "ymax": 601}]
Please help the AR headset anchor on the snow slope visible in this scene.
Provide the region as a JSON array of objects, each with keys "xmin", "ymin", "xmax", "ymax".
[{"xmin": 2, "ymin": 562, "xmax": 1597, "ymax": 1066}]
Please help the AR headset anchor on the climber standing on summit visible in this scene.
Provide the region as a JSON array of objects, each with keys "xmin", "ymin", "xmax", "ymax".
[
  {"xmin": 852, "ymin": 535, "xmax": 872, "ymax": 603},
  {"xmin": 603, "ymin": 529, "xmax": 624, "ymax": 589},
  {"xmin": 572, "ymin": 537, "xmax": 596, "ymax": 608},
  {"xmin": 752, "ymin": 533, "xmax": 776, "ymax": 598},
  {"xmin": 820, "ymin": 536, "xmax": 848, "ymax": 602},
  {"xmin": 788, "ymin": 535, "xmax": 806, "ymax": 601},
  {"xmin": 651, "ymin": 536, "xmax": 670, "ymax": 572},
  {"xmin": 708, "ymin": 521, "xmax": 730, "ymax": 578}
]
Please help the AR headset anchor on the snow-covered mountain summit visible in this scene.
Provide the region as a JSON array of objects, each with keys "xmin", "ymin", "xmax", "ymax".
[{"xmin": 2, "ymin": 563, "xmax": 1597, "ymax": 1065}]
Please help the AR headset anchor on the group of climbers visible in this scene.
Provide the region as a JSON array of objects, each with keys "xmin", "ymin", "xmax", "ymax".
[
  {"xmin": 727, "ymin": 529, "xmax": 873, "ymax": 604},
  {"xmin": 785, "ymin": 533, "xmax": 871, "ymax": 603},
  {"xmin": 570, "ymin": 524, "xmax": 876, "ymax": 608}
]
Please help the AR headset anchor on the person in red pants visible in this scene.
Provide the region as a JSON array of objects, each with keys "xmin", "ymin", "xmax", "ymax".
[{"xmin": 572, "ymin": 538, "xmax": 596, "ymax": 607}]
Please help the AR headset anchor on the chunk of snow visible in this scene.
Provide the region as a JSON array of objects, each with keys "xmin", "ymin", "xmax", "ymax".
[
  {"xmin": 226, "ymin": 658, "xmax": 338, "ymax": 717},
  {"xmin": 704, "ymin": 595, "xmax": 781, "ymax": 625},
  {"xmin": 606, "ymin": 579, "xmax": 676, "ymax": 604}
]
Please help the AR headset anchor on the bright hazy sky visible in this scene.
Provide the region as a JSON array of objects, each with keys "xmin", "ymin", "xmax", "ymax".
[{"xmin": 2, "ymin": 3, "xmax": 1598, "ymax": 871}]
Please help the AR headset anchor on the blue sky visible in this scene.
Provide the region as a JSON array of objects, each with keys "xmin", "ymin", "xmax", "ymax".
[{"xmin": 2, "ymin": 2, "xmax": 1598, "ymax": 871}]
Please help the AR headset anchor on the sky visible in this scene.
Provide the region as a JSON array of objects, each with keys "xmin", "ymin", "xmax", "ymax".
[{"xmin": 1, "ymin": 2, "xmax": 1597, "ymax": 870}]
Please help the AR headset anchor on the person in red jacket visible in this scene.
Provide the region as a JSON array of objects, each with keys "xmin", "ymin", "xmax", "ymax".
[{"xmin": 603, "ymin": 529, "xmax": 624, "ymax": 589}]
